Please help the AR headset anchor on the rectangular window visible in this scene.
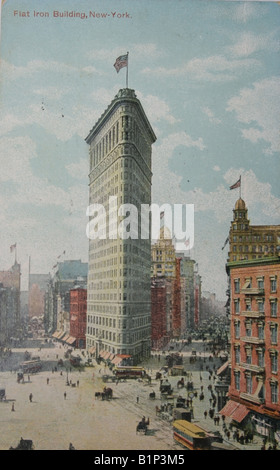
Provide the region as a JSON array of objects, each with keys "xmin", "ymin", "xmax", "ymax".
[
  {"xmin": 271, "ymin": 278, "xmax": 277, "ymax": 293},
  {"xmin": 258, "ymin": 278, "xmax": 264, "ymax": 290},
  {"xmin": 271, "ymin": 354, "xmax": 278, "ymax": 374},
  {"xmin": 235, "ymin": 321, "xmax": 240, "ymax": 339},
  {"xmin": 271, "ymin": 383, "xmax": 278, "ymax": 404},
  {"xmin": 258, "ymin": 350, "xmax": 265, "ymax": 368},
  {"xmin": 246, "ymin": 374, "xmax": 253, "ymax": 394},
  {"xmin": 245, "ymin": 323, "xmax": 252, "ymax": 337},
  {"xmin": 245, "ymin": 349, "xmax": 252, "ymax": 365},
  {"xmin": 235, "ymin": 347, "xmax": 240, "ymax": 365},
  {"xmin": 234, "ymin": 299, "xmax": 240, "ymax": 314},
  {"xmin": 271, "ymin": 325, "xmax": 278, "ymax": 344},
  {"xmin": 258, "ymin": 323, "xmax": 265, "ymax": 340},
  {"xmin": 271, "ymin": 301, "xmax": 278, "ymax": 318},
  {"xmin": 234, "ymin": 279, "xmax": 240, "ymax": 294},
  {"xmin": 235, "ymin": 371, "xmax": 240, "ymax": 391}
]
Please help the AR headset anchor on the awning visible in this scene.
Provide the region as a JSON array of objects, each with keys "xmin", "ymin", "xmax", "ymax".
[
  {"xmin": 108, "ymin": 353, "xmax": 115, "ymax": 361},
  {"xmin": 52, "ymin": 331, "xmax": 60, "ymax": 338},
  {"xmin": 57, "ymin": 331, "xmax": 67, "ymax": 340},
  {"xmin": 99, "ymin": 350, "xmax": 107, "ymax": 358},
  {"xmin": 111, "ymin": 356, "xmax": 123, "ymax": 365},
  {"xmin": 88, "ymin": 347, "xmax": 96, "ymax": 354},
  {"xmin": 216, "ymin": 360, "xmax": 229, "ymax": 376},
  {"xmin": 220, "ymin": 400, "xmax": 250, "ymax": 423},
  {"xmin": 103, "ymin": 351, "xmax": 111, "ymax": 360},
  {"xmin": 67, "ymin": 336, "xmax": 76, "ymax": 345},
  {"xmin": 62, "ymin": 335, "xmax": 70, "ymax": 343}
]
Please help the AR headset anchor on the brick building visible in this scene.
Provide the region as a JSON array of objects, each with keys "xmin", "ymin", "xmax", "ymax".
[
  {"xmin": 0, "ymin": 262, "xmax": 21, "ymax": 343},
  {"xmin": 224, "ymin": 256, "xmax": 280, "ymax": 440},
  {"xmin": 151, "ymin": 277, "xmax": 172, "ymax": 350},
  {"xmin": 70, "ymin": 288, "xmax": 87, "ymax": 349}
]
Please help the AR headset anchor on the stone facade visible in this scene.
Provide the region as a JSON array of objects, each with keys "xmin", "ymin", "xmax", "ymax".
[{"xmin": 85, "ymin": 88, "xmax": 156, "ymax": 363}]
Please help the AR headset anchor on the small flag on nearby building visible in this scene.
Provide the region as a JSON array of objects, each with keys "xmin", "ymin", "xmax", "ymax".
[
  {"xmin": 230, "ymin": 177, "xmax": 241, "ymax": 190},
  {"xmin": 10, "ymin": 243, "xmax": 16, "ymax": 253},
  {"xmin": 114, "ymin": 54, "xmax": 128, "ymax": 73}
]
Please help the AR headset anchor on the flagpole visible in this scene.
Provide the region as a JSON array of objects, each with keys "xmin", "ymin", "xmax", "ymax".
[
  {"xmin": 126, "ymin": 51, "xmax": 129, "ymax": 88},
  {"xmin": 240, "ymin": 175, "xmax": 242, "ymax": 199}
]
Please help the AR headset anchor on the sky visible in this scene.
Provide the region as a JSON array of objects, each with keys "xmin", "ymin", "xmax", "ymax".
[{"xmin": 0, "ymin": 0, "xmax": 279, "ymax": 298}]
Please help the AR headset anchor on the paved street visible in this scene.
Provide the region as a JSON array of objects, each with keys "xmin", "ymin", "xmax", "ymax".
[
  {"xmin": 0, "ymin": 340, "xmax": 264, "ymax": 450},
  {"xmin": 0, "ymin": 342, "xmax": 179, "ymax": 451}
]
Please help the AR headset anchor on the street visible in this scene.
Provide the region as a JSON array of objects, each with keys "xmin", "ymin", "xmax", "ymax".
[{"xmin": 0, "ymin": 339, "xmax": 263, "ymax": 450}]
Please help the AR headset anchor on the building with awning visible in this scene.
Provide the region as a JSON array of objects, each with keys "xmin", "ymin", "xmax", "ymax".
[
  {"xmin": 52, "ymin": 331, "xmax": 60, "ymax": 338},
  {"xmin": 57, "ymin": 331, "xmax": 67, "ymax": 340},
  {"xmin": 220, "ymin": 400, "xmax": 250, "ymax": 424},
  {"xmin": 66, "ymin": 336, "xmax": 76, "ymax": 346}
]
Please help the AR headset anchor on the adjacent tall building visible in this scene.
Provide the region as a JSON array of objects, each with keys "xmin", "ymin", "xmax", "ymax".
[
  {"xmin": 85, "ymin": 88, "xmax": 156, "ymax": 363},
  {"xmin": 222, "ymin": 198, "xmax": 280, "ymax": 441},
  {"xmin": 0, "ymin": 262, "xmax": 21, "ymax": 345}
]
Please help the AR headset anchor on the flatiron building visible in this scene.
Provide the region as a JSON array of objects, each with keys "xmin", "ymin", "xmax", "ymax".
[{"xmin": 85, "ymin": 88, "xmax": 156, "ymax": 363}]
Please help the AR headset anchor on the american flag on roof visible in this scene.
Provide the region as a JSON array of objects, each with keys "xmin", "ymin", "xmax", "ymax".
[
  {"xmin": 230, "ymin": 177, "xmax": 241, "ymax": 190},
  {"xmin": 114, "ymin": 54, "xmax": 128, "ymax": 73}
]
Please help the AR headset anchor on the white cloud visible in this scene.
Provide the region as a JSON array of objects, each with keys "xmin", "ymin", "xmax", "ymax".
[
  {"xmin": 229, "ymin": 31, "xmax": 280, "ymax": 57},
  {"xmin": 1, "ymin": 59, "xmax": 76, "ymax": 81},
  {"xmin": 233, "ymin": 2, "xmax": 260, "ymax": 23},
  {"xmin": 0, "ymin": 136, "xmax": 71, "ymax": 208},
  {"xmin": 213, "ymin": 165, "xmax": 221, "ymax": 172},
  {"xmin": 142, "ymin": 55, "xmax": 260, "ymax": 82},
  {"xmin": 224, "ymin": 168, "xmax": 280, "ymax": 219},
  {"xmin": 227, "ymin": 76, "xmax": 280, "ymax": 155},
  {"xmin": 202, "ymin": 107, "xmax": 221, "ymax": 124},
  {"xmin": 87, "ymin": 43, "xmax": 162, "ymax": 62},
  {"xmin": 136, "ymin": 91, "xmax": 179, "ymax": 125},
  {"xmin": 33, "ymin": 86, "xmax": 71, "ymax": 101},
  {"xmin": 66, "ymin": 158, "xmax": 89, "ymax": 180}
]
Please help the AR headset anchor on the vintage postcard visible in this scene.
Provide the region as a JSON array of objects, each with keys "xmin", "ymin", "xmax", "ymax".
[{"xmin": 0, "ymin": 0, "xmax": 279, "ymax": 453}]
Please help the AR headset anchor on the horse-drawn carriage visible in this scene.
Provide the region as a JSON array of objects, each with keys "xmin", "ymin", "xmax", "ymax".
[
  {"xmin": 136, "ymin": 417, "xmax": 150, "ymax": 435},
  {"xmin": 149, "ymin": 391, "xmax": 156, "ymax": 400},
  {"xmin": 160, "ymin": 379, "xmax": 173, "ymax": 396},
  {"xmin": 95, "ymin": 387, "xmax": 113, "ymax": 401},
  {"xmin": 9, "ymin": 438, "xmax": 34, "ymax": 450},
  {"xmin": 0, "ymin": 388, "xmax": 6, "ymax": 401}
]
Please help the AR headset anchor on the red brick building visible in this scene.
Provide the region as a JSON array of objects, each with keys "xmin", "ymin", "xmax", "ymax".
[
  {"xmin": 225, "ymin": 256, "xmax": 280, "ymax": 440},
  {"xmin": 69, "ymin": 288, "xmax": 87, "ymax": 349},
  {"xmin": 151, "ymin": 277, "xmax": 172, "ymax": 350}
]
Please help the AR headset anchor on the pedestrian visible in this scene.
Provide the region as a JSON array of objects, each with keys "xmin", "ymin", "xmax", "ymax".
[
  {"xmin": 204, "ymin": 410, "xmax": 207, "ymax": 419},
  {"xmin": 11, "ymin": 402, "xmax": 15, "ymax": 412},
  {"xmin": 136, "ymin": 395, "xmax": 139, "ymax": 404},
  {"xmin": 64, "ymin": 392, "xmax": 67, "ymax": 400},
  {"xmin": 47, "ymin": 378, "xmax": 49, "ymax": 385},
  {"xmin": 29, "ymin": 393, "xmax": 33, "ymax": 403},
  {"xmin": 77, "ymin": 380, "xmax": 79, "ymax": 387},
  {"xmin": 226, "ymin": 430, "xmax": 231, "ymax": 441}
]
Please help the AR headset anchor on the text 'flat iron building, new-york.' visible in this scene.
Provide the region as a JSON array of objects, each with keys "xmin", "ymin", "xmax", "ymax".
[{"xmin": 85, "ymin": 88, "xmax": 156, "ymax": 364}]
